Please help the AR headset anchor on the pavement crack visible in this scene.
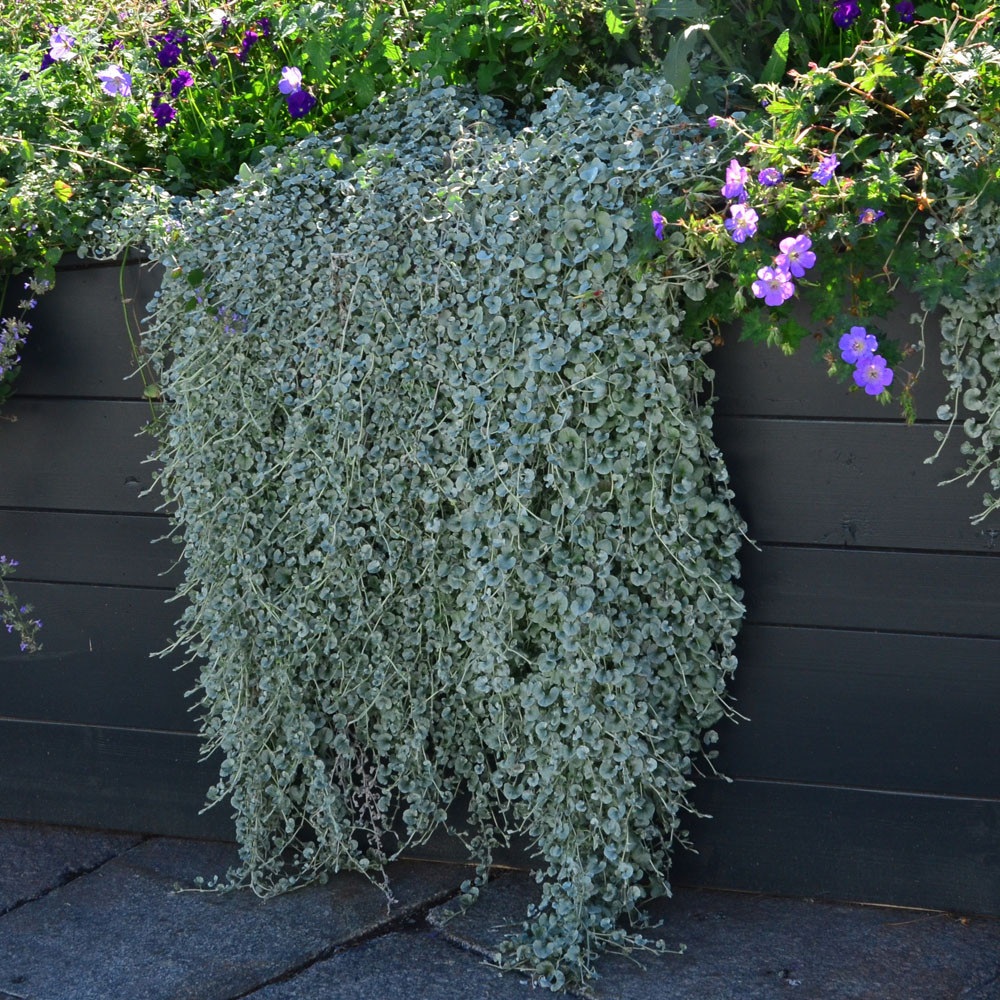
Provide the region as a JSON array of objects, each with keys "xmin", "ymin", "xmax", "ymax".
[
  {"xmin": 223, "ymin": 880, "xmax": 469, "ymax": 1000},
  {"xmin": 0, "ymin": 834, "xmax": 150, "ymax": 919}
]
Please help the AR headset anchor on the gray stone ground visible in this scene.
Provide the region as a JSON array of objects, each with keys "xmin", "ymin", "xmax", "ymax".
[{"xmin": 1, "ymin": 820, "xmax": 998, "ymax": 1000}]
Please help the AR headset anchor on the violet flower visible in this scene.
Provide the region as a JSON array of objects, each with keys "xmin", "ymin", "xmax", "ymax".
[
  {"xmin": 858, "ymin": 208, "xmax": 886, "ymax": 225},
  {"xmin": 839, "ymin": 327, "xmax": 878, "ymax": 364},
  {"xmin": 725, "ymin": 204, "xmax": 759, "ymax": 243},
  {"xmin": 853, "ymin": 353, "xmax": 894, "ymax": 395},
  {"xmin": 832, "ymin": 1, "xmax": 861, "ymax": 28},
  {"xmin": 775, "ymin": 234, "xmax": 816, "ymax": 278},
  {"xmin": 651, "ymin": 210, "xmax": 665, "ymax": 241},
  {"xmin": 721, "ymin": 158, "xmax": 748, "ymax": 201},
  {"xmin": 286, "ymin": 89, "xmax": 317, "ymax": 118},
  {"xmin": 49, "ymin": 26, "xmax": 76, "ymax": 61},
  {"xmin": 170, "ymin": 69, "xmax": 194, "ymax": 99},
  {"xmin": 812, "ymin": 153, "xmax": 839, "ymax": 185},
  {"xmin": 97, "ymin": 64, "xmax": 132, "ymax": 97},
  {"xmin": 752, "ymin": 266, "xmax": 795, "ymax": 306},
  {"xmin": 278, "ymin": 66, "xmax": 303, "ymax": 95}
]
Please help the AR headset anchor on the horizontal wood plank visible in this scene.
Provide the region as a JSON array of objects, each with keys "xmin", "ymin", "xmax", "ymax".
[
  {"xmin": 0, "ymin": 720, "xmax": 230, "ymax": 840},
  {"xmin": 9, "ymin": 262, "xmax": 160, "ymax": 400},
  {"xmin": 3, "ymin": 722, "xmax": 996, "ymax": 917},
  {"xmin": 674, "ymin": 777, "xmax": 1000, "ymax": 916},
  {"xmin": 713, "ymin": 416, "xmax": 994, "ymax": 552},
  {"xmin": 715, "ymin": 624, "xmax": 1000, "ymax": 798},
  {"xmin": 0, "ymin": 582, "xmax": 196, "ymax": 733},
  {"xmin": 0, "ymin": 399, "xmax": 161, "ymax": 514},
  {"xmin": 742, "ymin": 545, "xmax": 1000, "ymax": 637},
  {"xmin": 0, "ymin": 509, "xmax": 179, "ymax": 589},
  {"xmin": 711, "ymin": 294, "xmax": 952, "ymax": 420}
]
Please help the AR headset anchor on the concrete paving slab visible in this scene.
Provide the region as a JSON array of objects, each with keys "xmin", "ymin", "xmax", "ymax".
[
  {"xmin": 0, "ymin": 820, "xmax": 140, "ymax": 914},
  {"xmin": 245, "ymin": 929, "xmax": 541, "ymax": 999},
  {"xmin": 0, "ymin": 837, "xmax": 468, "ymax": 1000},
  {"xmin": 429, "ymin": 872, "xmax": 1000, "ymax": 1000}
]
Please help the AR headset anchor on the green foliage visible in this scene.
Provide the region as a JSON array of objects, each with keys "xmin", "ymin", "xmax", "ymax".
[
  {"xmin": 649, "ymin": 5, "xmax": 1000, "ymax": 518},
  {"xmin": 0, "ymin": 0, "xmax": 693, "ymax": 281},
  {"xmin": 113, "ymin": 75, "xmax": 745, "ymax": 990}
]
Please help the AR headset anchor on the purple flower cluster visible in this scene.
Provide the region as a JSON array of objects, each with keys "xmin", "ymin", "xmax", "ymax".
[
  {"xmin": 0, "ymin": 556, "xmax": 42, "ymax": 654},
  {"xmin": 278, "ymin": 66, "xmax": 317, "ymax": 119},
  {"xmin": 751, "ymin": 234, "xmax": 816, "ymax": 306},
  {"xmin": 839, "ymin": 326, "xmax": 894, "ymax": 395}
]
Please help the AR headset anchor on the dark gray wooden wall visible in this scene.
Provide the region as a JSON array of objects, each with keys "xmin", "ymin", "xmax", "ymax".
[
  {"xmin": 674, "ymin": 302, "xmax": 1000, "ymax": 915},
  {"xmin": 1, "ymin": 264, "xmax": 997, "ymax": 914},
  {"xmin": 0, "ymin": 262, "xmax": 223, "ymax": 838}
]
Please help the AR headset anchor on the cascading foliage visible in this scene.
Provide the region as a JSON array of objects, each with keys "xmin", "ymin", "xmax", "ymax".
[{"xmin": 135, "ymin": 74, "xmax": 745, "ymax": 989}]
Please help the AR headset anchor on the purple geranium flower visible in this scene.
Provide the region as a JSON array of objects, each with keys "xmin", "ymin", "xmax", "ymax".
[
  {"xmin": 858, "ymin": 207, "xmax": 886, "ymax": 225},
  {"xmin": 775, "ymin": 234, "xmax": 817, "ymax": 277},
  {"xmin": 758, "ymin": 167, "xmax": 783, "ymax": 187},
  {"xmin": 97, "ymin": 64, "xmax": 132, "ymax": 97},
  {"xmin": 707, "ymin": 115, "xmax": 721, "ymax": 128},
  {"xmin": 651, "ymin": 210, "xmax": 665, "ymax": 241},
  {"xmin": 170, "ymin": 69, "xmax": 194, "ymax": 99},
  {"xmin": 752, "ymin": 265, "xmax": 795, "ymax": 307},
  {"xmin": 895, "ymin": 1, "xmax": 915, "ymax": 22},
  {"xmin": 832, "ymin": 1, "xmax": 861, "ymax": 28},
  {"xmin": 286, "ymin": 89, "xmax": 317, "ymax": 119},
  {"xmin": 239, "ymin": 29, "xmax": 259, "ymax": 62},
  {"xmin": 278, "ymin": 66, "xmax": 303, "ymax": 95},
  {"xmin": 839, "ymin": 326, "xmax": 878, "ymax": 364},
  {"xmin": 812, "ymin": 153, "xmax": 840, "ymax": 185},
  {"xmin": 151, "ymin": 30, "xmax": 185, "ymax": 69},
  {"xmin": 724, "ymin": 203, "xmax": 759, "ymax": 243},
  {"xmin": 257, "ymin": 17, "xmax": 271, "ymax": 37},
  {"xmin": 151, "ymin": 96, "xmax": 176, "ymax": 127},
  {"xmin": 49, "ymin": 26, "xmax": 75, "ymax": 61},
  {"xmin": 39, "ymin": 51, "xmax": 56, "ymax": 72},
  {"xmin": 853, "ymin": 353, "xmax": 894, "ymax": 395},
  {"xmin": 721, "ymin": 158, "xmax": 748, "ymax": 201}
]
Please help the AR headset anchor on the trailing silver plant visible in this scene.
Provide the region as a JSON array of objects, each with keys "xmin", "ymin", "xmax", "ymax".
[
  {"xmin": 97, "ymin": 74, "xmax": 746, "ymax": 989},
  {"xmin": 920, "ymin": 102, "xmax": 1000, "ymax": 522}
]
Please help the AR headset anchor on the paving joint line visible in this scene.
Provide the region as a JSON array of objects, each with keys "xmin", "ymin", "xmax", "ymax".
[
  {"xmin": 0, "ymin": 833, "xmax": 152, "ymax": 919},
  {"xmin": 224, "ymin": 869, "xmax": 510, "ymax": 1000}
]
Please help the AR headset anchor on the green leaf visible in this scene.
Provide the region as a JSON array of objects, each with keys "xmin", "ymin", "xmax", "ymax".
[
  {"xmin": 660, "ymin": 25, "xmax": 707, "ymax": 104},
  {"xmin": 186, "ymin": 268, "xmax": 204, "ymax": 288},
  {"xmin": 143, "ymin": 383, "xmax": 161, "ymax": 400},
  {"xmin": 304, "ymin": 37, "xmax": 332, "ymax": 72},
  {"xmin": 52, "ymin": 179, "xmax": 73, "ymax": 203},
  {"xmin": 759, "ymin": 29, "xmax": 789, "ymax": 85},
  {"xmin": 238, "ymin": 162, "xmax": 256, "ymax": 184},
  {"xmin": 605, "ymin": 9, "xmax": 627, "ymax": 39}
]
